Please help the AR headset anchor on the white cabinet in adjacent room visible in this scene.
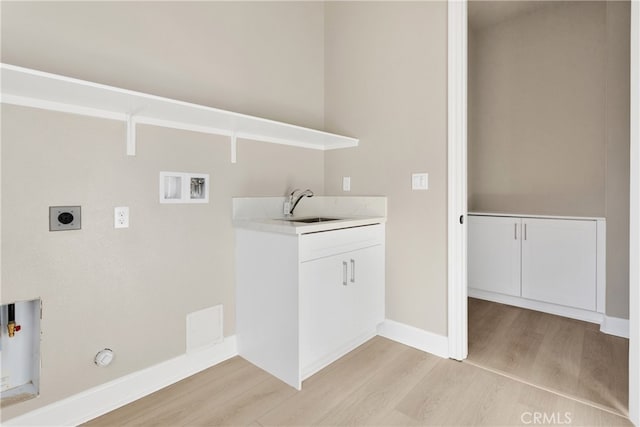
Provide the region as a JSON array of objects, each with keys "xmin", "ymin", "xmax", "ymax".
[
  {"xmin": 468, "ymin": 215, "xmax": 521, "ymax": 297},
  {"xmin": 468, "ymin": 213, "xmax": 605, "ymax": 321},
  {"xmin": 521, "ymin": 218, "xmax": 597, "ymax": 311}
]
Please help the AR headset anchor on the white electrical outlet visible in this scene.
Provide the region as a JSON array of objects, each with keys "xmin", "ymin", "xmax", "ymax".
[
  {"xmin": 114, "ymin": 207, "xmax": 129, "ymax": 228},
  {"xmin": 342, "ymin": 176, "xmax": 351, "ymax": 192}
]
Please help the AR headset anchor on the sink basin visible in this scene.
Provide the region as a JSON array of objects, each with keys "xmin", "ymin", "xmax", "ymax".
[{"xmin": 280, "ymin": 217, "xmax": 342, "ymax": 223}]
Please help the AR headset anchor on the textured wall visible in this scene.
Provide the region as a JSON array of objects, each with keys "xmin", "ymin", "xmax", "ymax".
[
  {"xmin": 324, "ymin": 2, "xmax": 449, "ymax": 335},
  {"xmin": 1, "ymin": 2, "xmax": 326, "ymax": 419}
]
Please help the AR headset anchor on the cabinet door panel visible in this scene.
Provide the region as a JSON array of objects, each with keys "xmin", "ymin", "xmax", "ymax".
[
  {"xmin": 521, "ymin": 219, "xmax": 596, "ymax": 310},
  {"xmin": 348, "ymin": 245, "xmax": 385, "ymax": 333},
  {"xmin": 300, "ymin": 253, "xmax": 357, "ymax": 370},
  {"xmin": 468, "ymin": 216, "xmax": 521, "ymax": 296},
  {"xmin": 299, "ymin": 245, "xmax": 383, "ymax": 372}
]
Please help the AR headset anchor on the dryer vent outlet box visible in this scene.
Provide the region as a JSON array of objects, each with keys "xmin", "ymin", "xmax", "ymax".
[{"xmin": 49, "ymin": 206, "xmax": 81, "ymax": 231}]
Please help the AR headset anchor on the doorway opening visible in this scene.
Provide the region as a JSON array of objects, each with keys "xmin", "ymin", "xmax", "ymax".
[{"xmin": 449, "ymin": 0, "xmax": 637, "ymax": 422}]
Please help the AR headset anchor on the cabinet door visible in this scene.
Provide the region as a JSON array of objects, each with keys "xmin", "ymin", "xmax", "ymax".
[
  {"xmin": 299, "ymin": 245, "xmax": 383, "ymax": 374},
  {"xmin": 347, "ymin": 245, "xmax": 385, "ymax": 334},
  {"xmin": 521, "ymin": 218, "xmax": 596, "ymax": 310},
  {"xmin": 300, "ymin": 253, "xmax": 355, "ymax": 373},
  {"xmin": 468, "ymin": 215, "xmax": 521, "ymax": 296}
]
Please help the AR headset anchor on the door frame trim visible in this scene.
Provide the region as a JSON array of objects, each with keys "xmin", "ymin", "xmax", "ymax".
[
  {"xmin": 447, "ymin": 0, "xmax": 468, "ymax": 361},
  {"xmin": 629, "ymin": 1, "xmax": 639, "ymax": 423}
]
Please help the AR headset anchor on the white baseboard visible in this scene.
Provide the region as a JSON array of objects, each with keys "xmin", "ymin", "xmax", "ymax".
[
  {"xmin": 469, "ymin": 289, "xmax": 630, "ymax": 339},
  {"xmin": 377, "ymin": 319, "xmax": 449, "ymax": 358},
  {"xmin": 5, "ymin": 335, "xmax": 238, "ymax": 426},
  {"xmin": 469, "ymin": 288, "xmax": 604, "ymax": 324},
  {"xmin": 600, "ymin": 315, "xmax": 630, "ymax": 339}
]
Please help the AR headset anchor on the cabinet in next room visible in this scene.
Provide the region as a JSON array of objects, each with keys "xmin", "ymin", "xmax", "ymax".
[{"xmin": 468, "ymin": 213, "xmax": 605, "ymax": 319}]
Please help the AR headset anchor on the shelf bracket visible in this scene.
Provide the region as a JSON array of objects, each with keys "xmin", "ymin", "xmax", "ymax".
[
  {"xmin": 230, "ymin": 132, "xmax": 237, "ymax": 164},
  {"xmin": 126, "ymin": 114, "xmax": 136, "ymax": 156}
]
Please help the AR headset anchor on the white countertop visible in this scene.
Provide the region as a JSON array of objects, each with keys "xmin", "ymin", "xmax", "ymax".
[
  {"xmin": 233, "ymin": 216, "xmax": 386, "ymax": 235},
  {"xmin": 232, "ymin": 196, "xmax": 387, "ymax": 235},
  {"xmin": 469, "ymin": 212, "xmax": 606, "ymax": 221}
]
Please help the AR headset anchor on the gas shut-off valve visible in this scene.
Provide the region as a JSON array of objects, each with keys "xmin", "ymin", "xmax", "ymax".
[{"xmin": 7, "ymin": 303, "xmax": 21, "ymax": 337}]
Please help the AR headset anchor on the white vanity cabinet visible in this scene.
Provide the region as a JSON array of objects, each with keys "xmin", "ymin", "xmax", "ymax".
[
  {"xmin": 299, "ymin": 229, "xmax": 384, "ymax": 379},
  {"xmin": 468, "ymin": 213, "xmax": 605, "ymax": 320},
  {"xmin": 236, "ymin": 223, "xmax": 385, "ymax": 390}
]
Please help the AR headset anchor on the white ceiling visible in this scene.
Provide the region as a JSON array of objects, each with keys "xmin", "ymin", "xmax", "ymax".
[{"xmin": 468, "ymin": 1, "xmax": 554, "ymax": 30}]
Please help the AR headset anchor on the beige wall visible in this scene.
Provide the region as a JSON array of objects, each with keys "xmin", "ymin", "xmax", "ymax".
[
  {"xmin": 468, "ymin": 1, "xmax": 630, "ymax": 318},
  {"xmin": 324, "ymin": 2, "xmax": 449, "ymax": 335},
  {"xmin": 0, "ymin": 1, "xmax": 326, "ymax": 130},
  {"xmin": 469, "ymin": 1, "xmax": 607, "ymax": 217},
  {"xmin": 605, "ymin": 1, "xmax": 631, "ymax": 319},
  {"xmin": 1, "ymin": 2, "xmax": 325, "ymax": 419}
]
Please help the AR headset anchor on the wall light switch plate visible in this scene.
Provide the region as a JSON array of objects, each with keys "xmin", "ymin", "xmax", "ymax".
[
  {"xmin": 114, "ymin": 207, "xmax": 129, "ymax": 228},
  {"xmin": 342, "ymin": 176, "xmax": 351, "ymax": 192},
  {"xmin": 412, "ymin": 173, "xmax": 429, "ymax": 190}
]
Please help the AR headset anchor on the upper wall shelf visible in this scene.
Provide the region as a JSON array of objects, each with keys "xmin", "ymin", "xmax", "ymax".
[{"xmin": 0, "ymin": 63, "xmax": 358, "ymax": 159}]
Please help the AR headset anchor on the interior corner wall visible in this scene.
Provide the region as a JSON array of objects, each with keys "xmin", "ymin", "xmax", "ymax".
[
  {"xmin": 468, "ymin": 1, "xmax": 631, "ymax": 319},
  {"xmin": 323, "ymin": 1, "xmax": 449, "ymax": 335},
  {"xmin": 605, "ymin": 1, "xmax": 631, "ymax": 320},
  {"xmin": 1, "ymin": 2, "xmax": 325, "ymax": 420}
]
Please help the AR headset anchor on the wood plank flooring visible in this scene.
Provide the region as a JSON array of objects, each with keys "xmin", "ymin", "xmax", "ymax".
[
  {"xmin": 86, "ymin": 336, "xmax": 631, "ymax": 426},
  {"xmin": 467, "ymin": 298, "xmax": 629, "ymax": 416}
]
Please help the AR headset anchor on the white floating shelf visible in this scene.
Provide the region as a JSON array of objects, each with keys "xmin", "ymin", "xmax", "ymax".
[{"xmin": 0, "ymin": 63, "xmax": 358, "ymax": 158}]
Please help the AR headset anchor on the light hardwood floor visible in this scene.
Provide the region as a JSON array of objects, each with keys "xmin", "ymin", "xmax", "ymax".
[
  {"xmin": 86, "ymin": 336, "xmax": 631, "ymax": 426},
  {"xmin": 467, "ymin": 298, "xmax": 629, "ymax": 417}
]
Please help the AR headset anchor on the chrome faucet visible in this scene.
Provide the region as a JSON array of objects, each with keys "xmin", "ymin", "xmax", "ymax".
[{"xmin": 285, "ymin": 189, "xmax": 314, "ymax": 216}]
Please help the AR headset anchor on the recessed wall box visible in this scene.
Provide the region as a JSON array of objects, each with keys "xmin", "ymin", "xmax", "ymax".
[
  {"xmin": 1, "ymin": 299, "xmax": 42, "ymax": 406},
  {"xmin": 160, "ymin": 172, "xmax": 209, "ymax": 204},
  {"xmin": 49, "ymin": 206, "xmax": 81, "ymax": 231},
  {"xmin": 163, "ymin": 175, "xmax": 183, "ymax": 200},
  {"xmin": 190, "ymin": 177, "xmax": 206, "ymax": 200}
]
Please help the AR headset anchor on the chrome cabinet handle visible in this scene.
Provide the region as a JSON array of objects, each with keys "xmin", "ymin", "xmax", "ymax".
[
  {"xmin": 343, "ymin": 261, "xmax": 348, "ymax": 286},
  {"xmin": 350, "ymin": 259, "xmax": 356, "ymax": 283},
  {"xmin": 514, "ymin": 223, "xmax": 518, "ymax": 240},
  {"xmin": 524, "ymin": 223, "xmax": 527, "ymax": 240}
]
